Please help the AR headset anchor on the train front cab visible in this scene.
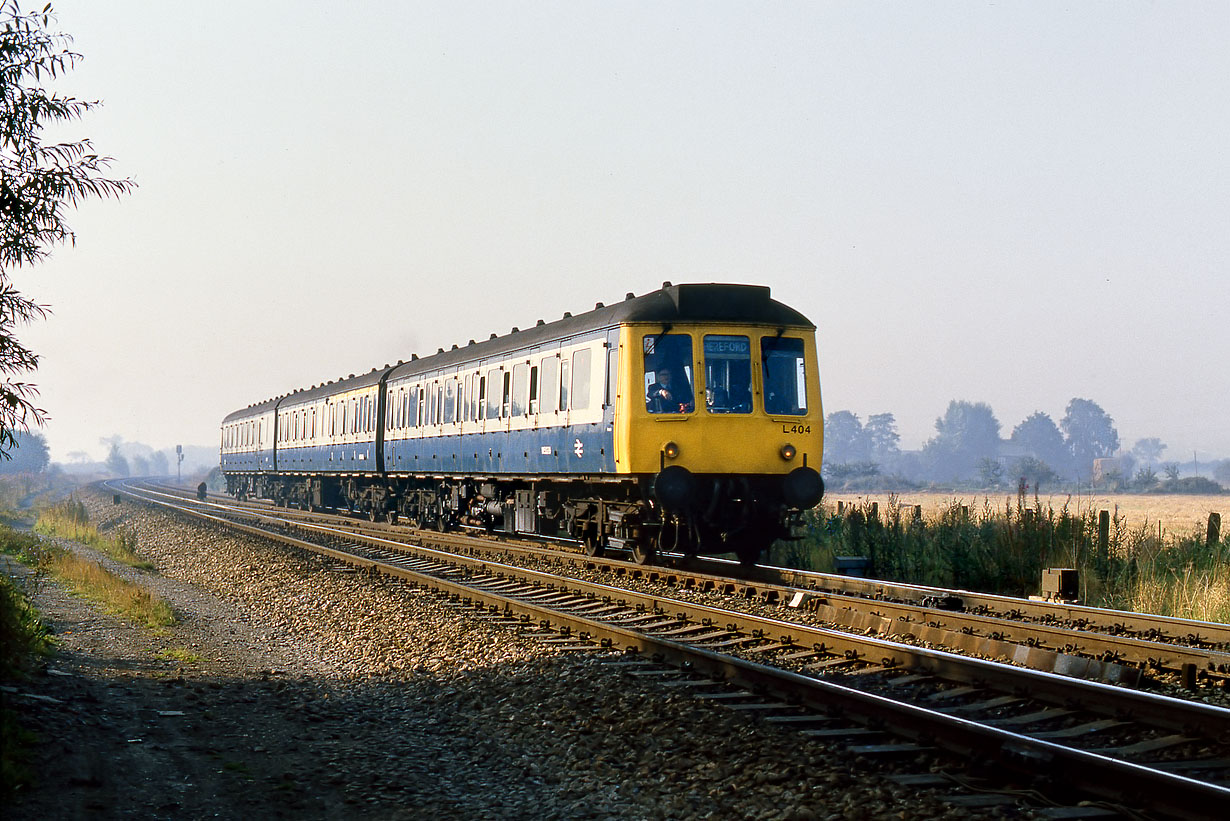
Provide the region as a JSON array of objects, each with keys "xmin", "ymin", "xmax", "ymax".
[{"xmin": 614, "ymin": 321, "xmax": 824, "ymax": 559}]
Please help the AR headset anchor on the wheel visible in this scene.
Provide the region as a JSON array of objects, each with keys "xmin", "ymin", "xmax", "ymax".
[
  {"xmin": 630, "ymin": 538, "xmax": 655, "ymax": 565},
  {"xmin": 583, "ymin": 531, "xmax": 605, "ymax": 557},
  {"xmin": 735, "ymin": 535, "xmax": 771, "ymax": 567}
]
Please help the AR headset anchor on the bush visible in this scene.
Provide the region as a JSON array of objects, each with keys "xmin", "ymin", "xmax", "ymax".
[{"xmin": 1155, "ymin": 476, "xmax": 1226, "ymax": 494}]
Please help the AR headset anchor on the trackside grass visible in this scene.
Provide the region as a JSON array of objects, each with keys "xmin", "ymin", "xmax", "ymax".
[
  {"xmin": 3, "ymin": 515, "xmax": 175, "ymax": 632},
  {"xmin": 35, "ymin": 498, "xmax": 155, "ymax": 570},
  {"xmin": 0, "ymin": 528, "xmax": 55, "ymax": 799},
  {"xmin": 776, "ymin": 494, "xmax": 1230, "ymax": 624}
]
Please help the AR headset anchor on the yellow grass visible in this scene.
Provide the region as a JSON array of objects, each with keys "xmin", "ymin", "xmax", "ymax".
[
  {"xmin": 47, "ymin": 552, "xmax": 176, "ymax": 630},
  {"xmin": 825, "ymin": 491, "xmax": 1224, "ymax": 537},
  {"xmin": 1128, "ymin": 564, "xmax": 1230, "ymax": 624}
]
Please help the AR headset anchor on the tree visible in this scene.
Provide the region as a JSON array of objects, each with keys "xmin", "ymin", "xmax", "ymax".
[
  {"xmin": 1130, "ymin": 437, "xmax": 1166, "ymax": 468},
  {"xmin": 823, "ymin": 411, "xmax": 868, "ymax": 465},
  {"xmin": 0, "ymin": 2, "xmax": 134, "ymax": 456},
  {"xmin": 923, "ymin": 400, "xmax": 1002, "ymax": 480},
  {"xmin": 0, "ymin": 428, "xmax": 46, "ymax": 471},
  {"xmin": 1060, "ymin": 398, "xmax": 1119, "ymax": 480},
  {"xmin": 1009, "ymin": 412, "xmax": 1069, "ymax": 476},
  {"xmin": 104, "ymin": 442, "xmax": 128, "ymax": 477},
  {"xmin": 864, "ymin": 413, "xmax": 900, "ymax": 462},
  {"xmin": 149, "ymin": 449, "xmax": 169, "ymax": 475},
  {"xmin": 1012, "ymin": 456, "xmax": 1058, "ymax": 492},
  {"xmin": 1215, "ymin": 460, "xmax": 1230, "ymax": 485},
  {"xmin": 977, "ymin": 457, "xmax": 1004, "ymax": 488}
]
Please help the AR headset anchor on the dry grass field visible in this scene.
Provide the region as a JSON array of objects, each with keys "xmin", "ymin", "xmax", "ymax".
[{"xmin": 824, "ymin": 491, "xmax": 1226, "ymax": 537}]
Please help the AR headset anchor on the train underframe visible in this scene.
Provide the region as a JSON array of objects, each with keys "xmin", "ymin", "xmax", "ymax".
[{"xmin": 224, "ymin": 470, "xmax": 807, "ymax": 565}]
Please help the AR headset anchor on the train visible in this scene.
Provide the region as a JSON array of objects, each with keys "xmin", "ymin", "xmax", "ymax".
[{"xmin": 220, "ymin": 282, "xmax": 824, "ymax": 565}]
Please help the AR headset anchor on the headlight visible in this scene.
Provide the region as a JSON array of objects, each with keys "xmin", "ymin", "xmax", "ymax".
[
  {"xmin": 780, "ymin": 443, "xmax": 796, "ymax": 461},
  {"xmin": 663, "ymin": 441, "xmax": 680, "ymax": 459}
]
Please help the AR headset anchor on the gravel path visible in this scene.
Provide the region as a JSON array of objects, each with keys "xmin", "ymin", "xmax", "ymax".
[{"xmin": 2, "ymin": 488, "xmax": 1017, "ymax": 819}]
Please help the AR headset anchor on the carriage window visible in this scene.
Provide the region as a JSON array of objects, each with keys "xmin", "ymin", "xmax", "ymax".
[
  {"xmin": 761, "ymin": 336, "xmax": 808, "ymax": 415},
  {"xmin": 572, "ymin": 349, "xmax": 592, "ymax": 411},
  {"xmin": 703, "ymin": 335, "xmax": 752, "ymax": 414},
  {"xmin": 462, "ymin": 375, "xmax": 471, "ymax": 422},
  {"xmin": 559, "ymin": 358, "xmax": 570, "ymax": 411},
  {"xmin": 643, "ymin": 334, "xmax": 694, "ymax": 414},
  {"xmin": 443, "ymin": 378, "xmax": 456, "ymax": 423},
  {"xmin": 501, "ymin": 370, "xmax": 512, "ymax": 417},
  {"xmin": 511, "ymin": 363, "xmax": 529, "ymax": 416},
  {"xmin": 529, "ymin": 365, "xmax": 539, "ymax": 414},
  {"xmin": 486, "ymin": 369, "xmax": 501, "ymax": 419},
  {"xmin": 311, "ymin": 407, "xmax": 317, "ymax": 438},
  {"xmin": 539, "ymin": 356, "xmax": 558, "ymax": 413},
  {"xmin": 476, "ymin": 375, "xmax": 486, "ymax": 421}
]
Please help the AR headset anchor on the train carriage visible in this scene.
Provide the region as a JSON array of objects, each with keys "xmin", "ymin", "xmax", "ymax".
[{"xmin": 222, "ymin": 282, "xmax": 824, "ymax": 564}]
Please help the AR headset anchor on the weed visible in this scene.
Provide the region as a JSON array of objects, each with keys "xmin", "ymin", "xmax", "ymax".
[
  {"xmin": 159, "ymin": 647, "xmax": 204, "ymax": 664},
  {"xmin": 791, "ymin": 492, "xmax": 1230, "ymax": 622},
  {"xmin": 35, "ymin": 498, "xmax": 155, "ymax": 571}
]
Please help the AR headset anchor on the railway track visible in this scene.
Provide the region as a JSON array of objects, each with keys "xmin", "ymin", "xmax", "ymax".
[
  {"xmin": 140, "ymin": 482, "xmax": 1230, "ymax": 688},
  {"xmin": 112, "ymin": 479, "xmax": 1230, "ymax": 817}
]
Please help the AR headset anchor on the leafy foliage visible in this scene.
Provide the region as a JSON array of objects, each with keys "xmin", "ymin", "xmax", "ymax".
[
  {"xmin": 1061, "ymin": 398, "xmax": 1119, "ymax": 479},
  {"xmin": 922, "ymin": 400, "xmax": 1001, "ymax": 480},
  {"xmin": 0, "ymin": 1, "xmax": 134, "ymax": 455},
  {"xmin": 1009, "ymin": 411, "xmax": 1069, "ymax": 476}
]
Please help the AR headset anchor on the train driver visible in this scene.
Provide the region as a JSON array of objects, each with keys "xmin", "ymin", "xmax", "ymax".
[{"xmin": 647, "ymin": 366, "xmax": 694, "ymax": 414}]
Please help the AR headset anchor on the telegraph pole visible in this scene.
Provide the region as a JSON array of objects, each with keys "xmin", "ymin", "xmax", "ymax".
[{"xmin": 176, "ymin": 444, "xmax": 183, "ymax": 483}]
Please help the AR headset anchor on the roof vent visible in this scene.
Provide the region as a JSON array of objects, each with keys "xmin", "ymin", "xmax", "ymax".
[
  {"xmin": 490, "ymin": 333, "xmax": 498, "ymax": 340},
  {"xmin": 348, "ymin": 374, "xmax": 355, "ymax": 378},
  {"xmin": 468, "ymin": 339, "xmax": 476, "ymax": 346},
  {"xmin": 451, "ymin": 344, "xmax": 458, "ymax": 350},
  {"xmin": 625, "ymin": 292, "xmax": 635, "ymax": 300},
  {"xmin": 536, "ymin": 319, "xmax": 545, "ymax": 326},
  {"xmin": 411, "ymin": 353, "xmax": 419, "ymax": 360},
  {"xmin": 662, "ymin": 280, "xmax": 672, "ymax": 288},
  {"xmin": 511, "ymin": 326, "xmax": 519, "ymax": 333},
  {"xmin": 437, "ymin": 347, "xmax": 444, "ymax": 354},
  {"xmin": 563, "ymin": 311, "xmax": 572, "ymax": 318},
  {"xmin": 595, "ymin": 302, "xmax": 604, "ymax": 309}
]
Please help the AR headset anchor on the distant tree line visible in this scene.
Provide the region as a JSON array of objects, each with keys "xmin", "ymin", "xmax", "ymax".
[{"xmin": 823, "ymin": 398, "xmax": 1227, "ymax": 493}]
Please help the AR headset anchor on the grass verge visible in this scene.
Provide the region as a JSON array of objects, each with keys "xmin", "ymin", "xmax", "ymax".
[
  {"xmin": 779, "ymin": 493, "xmax": 1230, "ymax": 623},
  {"xmin": 34, "ymin": 498, "xmax": 155, "ymax": 571},
  {"xmin": 1, "ymin": 523, "xmax": 175, "ymax": 632},
  {"xmin": 0, "ymin": 529, "xmax": 55, "ymax": 799}
]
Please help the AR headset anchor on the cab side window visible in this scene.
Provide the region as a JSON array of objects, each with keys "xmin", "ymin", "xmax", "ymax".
[{"xmin": 761, "ymin": 336, "xmax": 808, "ymax": 415}]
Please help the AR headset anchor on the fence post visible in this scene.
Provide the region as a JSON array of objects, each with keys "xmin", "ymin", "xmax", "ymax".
[
  {"xmin": 1098, "ymin": 510, "xmax": 1110, "ymax": 570},
  {"xmin": 913, "ymin": 505, "xmax": 923, "ymax": 522},
  {"xmin": 870, "ymin": 502, "xmax": 879, "ymax": 522},
  {"xmin": 837, "ymin": 501, "xmax": 844, "ymax": 516},
  {"xmin": 1209, "ymin": 513, "xmax": 1222, "ymax": 546}
]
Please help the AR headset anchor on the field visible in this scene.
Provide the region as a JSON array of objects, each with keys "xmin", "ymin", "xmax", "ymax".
[{"xmin": 825, "ymin": 491, "xmax": 1225, "ymax": 539}]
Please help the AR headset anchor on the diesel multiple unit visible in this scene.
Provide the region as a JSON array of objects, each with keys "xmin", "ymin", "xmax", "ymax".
[{"xmin": 220, "ymin": 282, "xmax": 824, "ymax": 564}]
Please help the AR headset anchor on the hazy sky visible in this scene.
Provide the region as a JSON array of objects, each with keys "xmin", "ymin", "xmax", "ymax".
[{"xmin": 14, "ymin": 1, "xmax": 1229, "ymax": 465}]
